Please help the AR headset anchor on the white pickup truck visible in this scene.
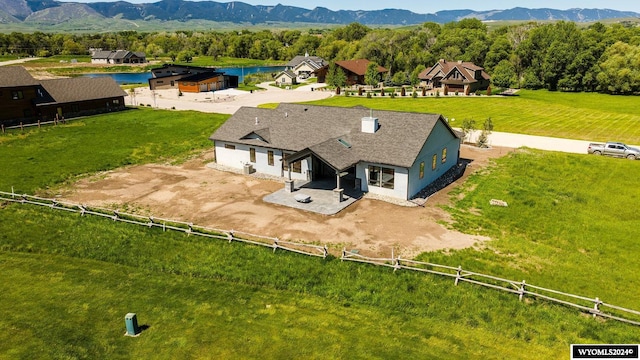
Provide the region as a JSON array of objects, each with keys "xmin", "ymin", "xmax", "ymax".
[{"xmin": 587, "ymin": 142, "xmax": 640, "ymax": 160}]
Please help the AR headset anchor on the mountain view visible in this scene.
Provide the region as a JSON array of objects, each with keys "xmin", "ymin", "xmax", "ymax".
[{"xmin": 1, "ymin": 0, "xmax": 639, "ymax": 27}]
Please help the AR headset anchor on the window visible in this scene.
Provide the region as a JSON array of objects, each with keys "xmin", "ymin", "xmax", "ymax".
[
  {"xmin": 157, "ymin": 80, "xmax": 164, "ymax": 84},
  {"xmin": 442, "ymin": 148, "xmax": 447, "ymax": 163},
  {"xmin": 225, "ymin": 144, "xmax": 235, "ymax": 150},
  {"xmin": 268, "ymin": 150, "xmax": 274, "ymax": 166},
  {"xmin": 113, "ymin": 99, "xmax": 120, "ymax": 105},
  {"xmin": 368, "ymin": 166, "xmax": 394, "ymax": 189},
  {"xmin": 249, "ymin": 148, "xmax": 256, "ymax": 163},
  {"xmin": 12, "ymin": 91, "xmax": 23, "ymax": 100},
  {"xmin": 432, "ymin": 154, "xmax": 437, "ymax": 170},
  {"xmin": 292, "ymin": 160, "xmax": 301, "ymax": 173},
  {"xmin": 419, "ymin": 162, "xmax": 425, "ymax": 179}
]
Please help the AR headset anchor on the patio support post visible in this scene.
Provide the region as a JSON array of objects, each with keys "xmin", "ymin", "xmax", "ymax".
[{"xmin": 334, "ymin": 171, "xmax": 343, "ymax": 203}]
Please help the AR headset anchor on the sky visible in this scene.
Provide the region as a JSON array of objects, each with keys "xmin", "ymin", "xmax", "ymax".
[{"xmin": 67, "ymin": 0, "xmax": 640, "ymax": 13}]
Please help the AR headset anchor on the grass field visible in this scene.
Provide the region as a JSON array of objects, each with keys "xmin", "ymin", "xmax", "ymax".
[
  {"xmin": 2, "ymin": 105, "xmax": 640, "ymax": 358},
  {"xmin": 0, "ymin": 107, "xmax": 227, "ymax": 194},
  {"xmin": 308, "ymin": 90, "xmax": 640, "ymax": 145}
]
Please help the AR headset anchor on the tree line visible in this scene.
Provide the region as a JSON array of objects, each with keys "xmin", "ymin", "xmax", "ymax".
[{"xmin": 1, "ymin": 19, "xmax": 639, "ymax": 94}]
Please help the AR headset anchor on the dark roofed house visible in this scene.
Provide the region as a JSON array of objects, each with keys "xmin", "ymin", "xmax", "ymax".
[
  {"xmin": 149, "ymin": 64, "xmax": 238, "ymax": 92},
  {"xmin": 335, "ymin": 59, "xmax": 388, "ymax": 86},
  {"xmin": 418, "ymin": 59, "xmax": 490, "ymax": 94},
  {"xmin": 0, "ymin": 66, "xmax": 126, "ymax": 127},
  {"xmin": 0, "ymin": 66, "xmax": 42, "ymax": 124},
  {"xmin": 210, "ymin": 104, "xmax": 460, "ymax": 203}
]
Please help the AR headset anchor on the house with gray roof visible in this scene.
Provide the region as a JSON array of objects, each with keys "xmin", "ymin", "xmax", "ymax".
[
  {"xmin": 91, "ymin": 50, "xmax": 146, "ymax": 64},
  {"xmin": 209, "ymin": 104, "xmax": 460, "ymax": 201},
  {"xmin": 274, "ymin": 69, "xmax": 297, "ymax": 86},
  {"xmin": 286, "ymin": 53, "xmax": 327, "ymax": 79}
]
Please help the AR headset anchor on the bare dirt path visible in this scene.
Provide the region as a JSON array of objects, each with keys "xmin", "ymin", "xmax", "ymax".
[{"xmin": 59, "ymin": 145, "xmax": 511, "ymax": 258}]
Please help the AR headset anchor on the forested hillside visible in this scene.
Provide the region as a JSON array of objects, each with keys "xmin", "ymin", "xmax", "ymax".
[{"xmin": 3, "ymin": 19, "xmax": 639, "ymax": 94}]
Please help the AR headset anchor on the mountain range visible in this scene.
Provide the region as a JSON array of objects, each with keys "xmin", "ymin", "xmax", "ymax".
[{"xmin": 1, "ymin": 0, "xmax": 639, "ymax": 26}]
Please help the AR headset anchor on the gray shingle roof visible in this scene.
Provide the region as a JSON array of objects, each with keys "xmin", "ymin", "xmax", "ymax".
[
  {"xmin": 210, "ymin": 104, "xmax": 454, "ymax": 170},
  {"xmin": 286, "ymin": 55, "xmax": 326, "ymax": 68},
  {"xmin": 0, "ymin": 66, "xmax": 40, "ymax": 88},
  {"xmin": 39, "ymin": 77, "xmax": 127, "ymax": 104}
]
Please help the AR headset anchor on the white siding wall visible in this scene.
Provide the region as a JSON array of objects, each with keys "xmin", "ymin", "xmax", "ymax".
[
  {"xmin": 356, "ymin": 162, "xmax": 409, "ymax": 199},
  {"xmin": 214, "ymin": 142, "xmax": 308, "ymax": 180},
  {"xmin": 406, "ymin": 120, "xmax": 460, "ymax": 198},
  {"xmin": 91, "ymin": 59, "xmax": 109, "ymax": 64}
]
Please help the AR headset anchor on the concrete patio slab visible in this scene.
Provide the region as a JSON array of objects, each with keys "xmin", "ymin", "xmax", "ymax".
[{"xmin": 263, "ymin": 179, "xmax": 362, "ymax": 215}]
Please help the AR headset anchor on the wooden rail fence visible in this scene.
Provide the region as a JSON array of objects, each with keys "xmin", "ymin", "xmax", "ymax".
[
  {"xmin": 0, "ymin": 190, "xmax": 328, "ymax": 258},
  {"xmin": 1, "ymin": 190, "xmax": 639, "ymax": 327}
]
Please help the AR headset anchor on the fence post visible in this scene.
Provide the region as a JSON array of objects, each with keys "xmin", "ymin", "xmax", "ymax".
[
  {"xmin": 394, "ymin": 257, "xmax": 401, "ymax": 272},
  {"xmin": 20, "ymin": 122, "xmax": 24, "ymax": 131},
  {"xmin": 228, "ymin": 230, "xmax": 234, "ymax": 243},
  {"xmin": 79, "ymin": 204, "xmax": 86, "ymax": 216},
  {"xmin": 341, "ymin": 248, "xmax": 346, "ymax": 261},
  {"xmin": 113, "ymin": 210, "xmax": 119, "ymax": 221},
  {"xmin": 1, "ymin": 124, "xmax": 4, "ymax": 134},
  {"xmin": 593, "ymin": 297, "xmax": 602, "ymax": 318},
  {"xmin": 323, "ymin": 245, "xmax": 328, "ymax": 258},
  {"xmin": 519, "ymin": 280, "xmax": 526, "ymax": 301},
  {"xmin": 148, "ymin": 216, "xmax": 154, "ymax": 228},
  {"xmin": 273, "ymin": 238, "xmax": 279, "ymax": 253},
  {"xmin": 187, "ymin": 223, "xmax": 193, "ymax": 236},
  {"xmin": 455, "ymin": 265, "xmax": 462, "ymax": 286}
]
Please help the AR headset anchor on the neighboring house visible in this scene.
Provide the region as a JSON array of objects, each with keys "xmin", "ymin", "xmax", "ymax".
[
  {"xmin": 209, "ymin": 104, "xmax": 460, "ymax": 201},
  {"xmin": 418, "ymin": 59, "xmax": 490, "ymax": 94},
  {"xmin": 0, "ymin": 66, "xmax": 126, "ymax": 127},
  {"xmin": 149, "ymin": 64, "xmax": 238, "ymax": 92},
  {"xmin": 177, "ymin": 72, "xmax": 231, "ymax": 93},
  {"xmin": 91, "ymin": 50, "xmax": 146, "ymax": 64},
  {"xmin": 335, "ymin": 59, "xmax": 388, "ymax": 86},
  {"xmin": 274, "ymin": 70, "xmax": 297, "ymax": 86},
  {"xmin": 286, "ymin": 52, "xmax": 327, "ymax": 79},
  {"xmin": 0, "ymin": 66, "xmax": 41, "ymax": 124}
]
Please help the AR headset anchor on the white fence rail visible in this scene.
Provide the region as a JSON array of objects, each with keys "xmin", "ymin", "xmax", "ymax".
[{"xmin": 1, "ymin": 190, "xmax": 639, "ymax": 327}]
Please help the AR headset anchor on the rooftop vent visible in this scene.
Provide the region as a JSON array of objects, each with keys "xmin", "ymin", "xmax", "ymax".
[
  {"xmin": 255, "ymin": 117, "xmax": 259, "ymax": 125},
  {"xmin": 361, "ymin": 117, "xmax": 379, "ymax": 134}
]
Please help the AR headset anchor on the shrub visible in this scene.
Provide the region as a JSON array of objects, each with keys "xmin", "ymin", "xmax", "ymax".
[
  {"xmin": 366, "ymin": 92, "xmax": 372, "ymax": 98},
  {"xmin": 412, "ymin": 91, "xmax": 417, "ymax": 98}
]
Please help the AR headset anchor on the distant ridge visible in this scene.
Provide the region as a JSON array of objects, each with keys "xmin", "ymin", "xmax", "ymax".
[{"xmin": 2, "ymin": 0, "xmax": 639, "ymax": 25}]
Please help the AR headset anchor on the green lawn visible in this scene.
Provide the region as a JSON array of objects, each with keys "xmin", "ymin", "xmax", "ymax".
[
  {"xmin": 0, "ymin": 107, "xmax": 228, "ymax": 194},
  {"xmin": 2, "ymin": 105, "xmax": 640, "ymax": 358},
  {"xmin": 308, "ymin": 90, "xmax": 640, "ymax": 145}
]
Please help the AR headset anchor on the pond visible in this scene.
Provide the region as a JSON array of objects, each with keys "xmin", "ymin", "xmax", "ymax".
[{"xmin": 83, "ymin": 65, "xmax": 286, "ymax": 84}]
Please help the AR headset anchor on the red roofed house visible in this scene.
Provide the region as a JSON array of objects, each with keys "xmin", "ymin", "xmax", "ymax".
[
  {"xmin": 418, "ymin": 59, "xmax": 490, "ymax": 94},
  {"xmin": 335, "ymin": 59, "xmax": 388, "ymax": 86}
]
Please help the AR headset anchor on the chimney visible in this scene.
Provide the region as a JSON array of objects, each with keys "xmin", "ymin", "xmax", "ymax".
[
  {"xmin": 255, "ymin": 117, "xmax": 259, "ymax": 125},
  {"xmin": 361, "ymin": 116, "xmax": 379, "ymax": 134}
]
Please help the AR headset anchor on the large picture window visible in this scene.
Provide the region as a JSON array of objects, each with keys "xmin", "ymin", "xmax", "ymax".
[
  {"xmin": 368, "ymin": 165, "xmax": 394, "ymax": 189},
  {"xmin": 432, "ymin": 154, "xmax": 437, "ymax": 170},
  {"xmin": 442, "ymin": 148, "xmax": 447, "ymax": 163},
  {"xmin": 268, "ymin": 150, "xmax": 274, "ymax": 166},
  {"xmin": 419, "ymin": 162, "xmax": 425, "ymax": 179},
  {"xmin": 225, "ymin": 144, "xmax": 235, "ymax": 150},
  {"xmin": 11, "ymin": 91, "xmax": 23, "ymax": 100}
]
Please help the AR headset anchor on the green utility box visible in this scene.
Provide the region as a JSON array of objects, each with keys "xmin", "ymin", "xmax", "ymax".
[{"xmin": 125, "ymin": 313, "xmax": 139, "ymax": 336}]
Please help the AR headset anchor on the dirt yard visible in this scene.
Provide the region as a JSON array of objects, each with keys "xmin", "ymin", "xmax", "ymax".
[{"xmin": 59, "ymin": 145, "xmax": 512, "ymax": 258}]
